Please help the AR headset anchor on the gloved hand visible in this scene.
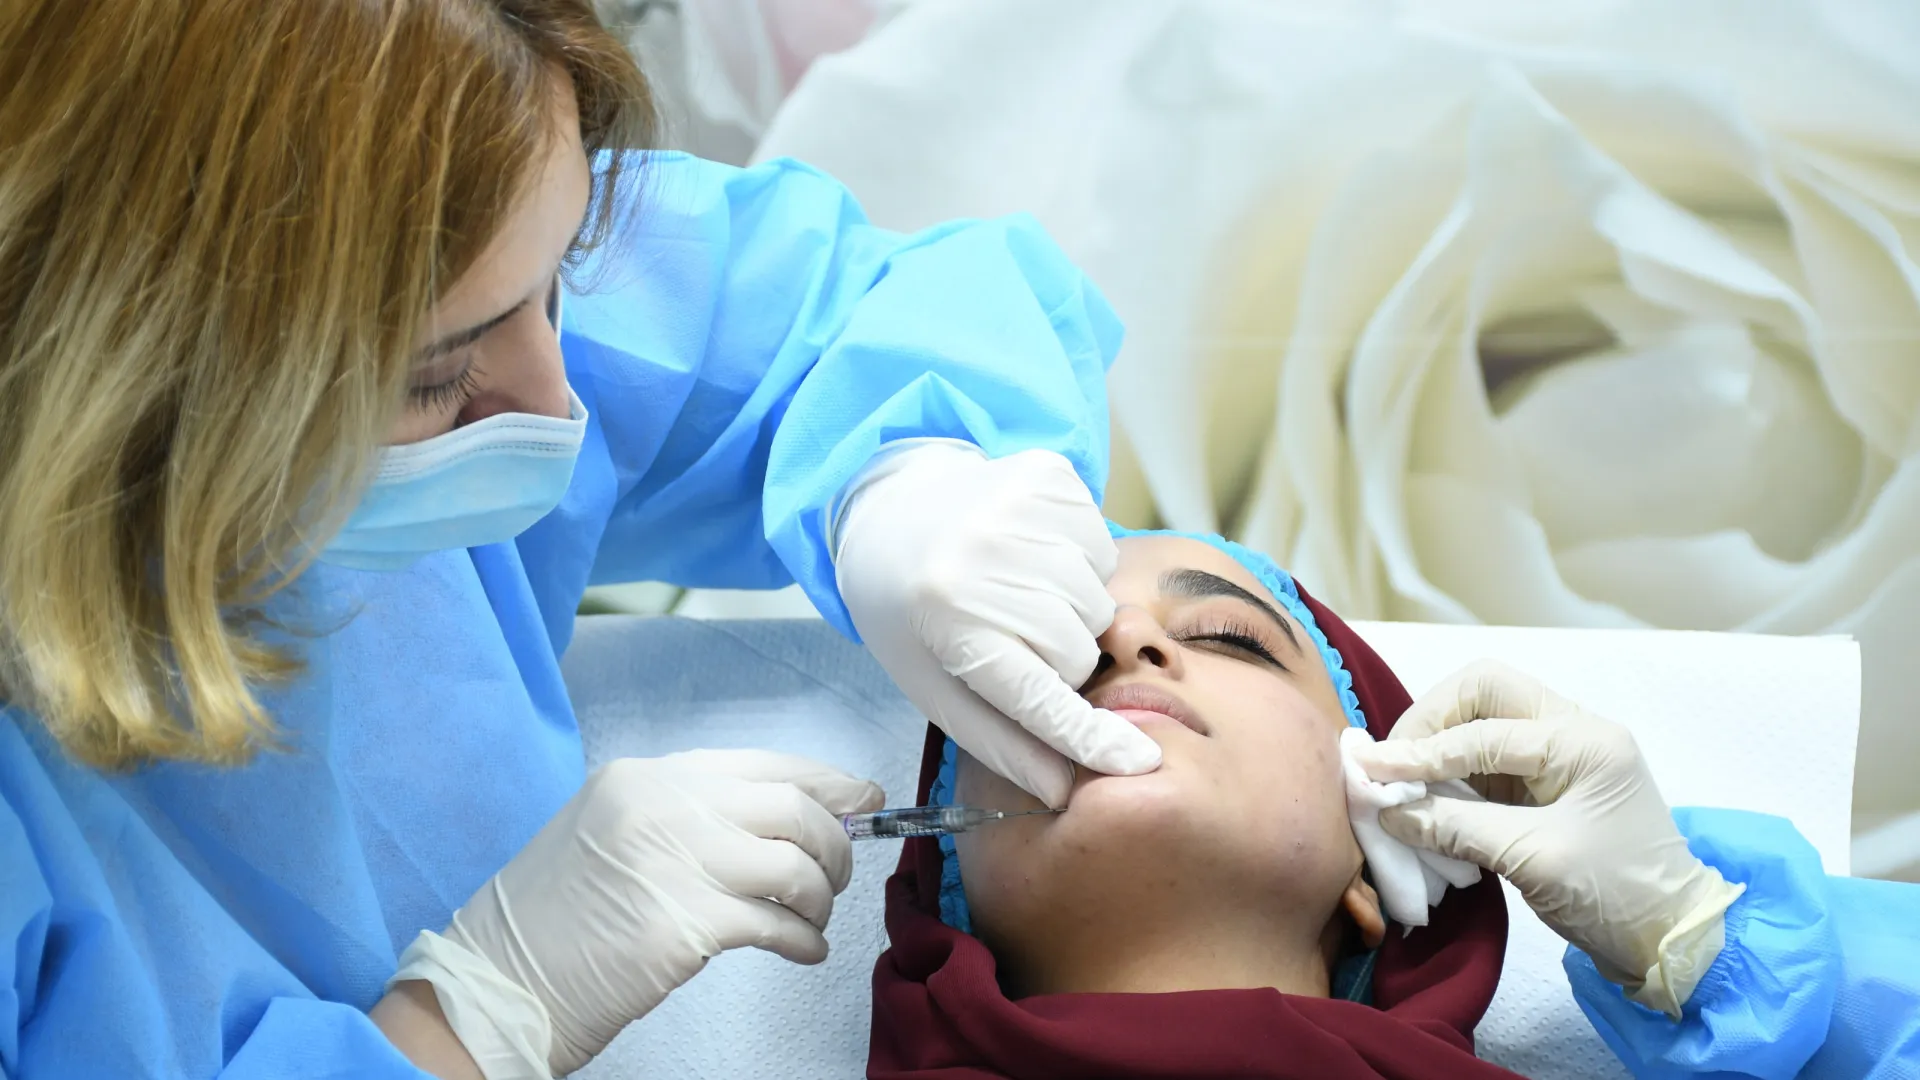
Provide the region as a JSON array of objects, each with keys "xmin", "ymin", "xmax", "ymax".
[
  {"xmin": 393, "ymin": 749, "xmax": 883, "ymax": 1077},
  {"xmin": 833, "ymin": 440, "xmax": 1161, "ymax": 807},
  {"xmin": 1349, "ymin": 661, "xmax": 1745, "ymax": 1018}
]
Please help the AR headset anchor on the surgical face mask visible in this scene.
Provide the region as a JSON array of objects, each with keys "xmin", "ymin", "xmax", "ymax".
[{"xmin": 320, "ymin": 279, "xmax": 586, "ymax": 571}]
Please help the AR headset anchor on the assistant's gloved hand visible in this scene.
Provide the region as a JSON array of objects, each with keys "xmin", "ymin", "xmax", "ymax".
[
  {"xmin": 1349, "ymin": 661, "xmax": 1745, "ymax": 1018},
  {"xmin": 391, "ymin": 749, "xmax": 883, "ymax": 1078},
  {"xmin": 833, "ymin": 440, "xmax": 1160, "ymax": 807}
]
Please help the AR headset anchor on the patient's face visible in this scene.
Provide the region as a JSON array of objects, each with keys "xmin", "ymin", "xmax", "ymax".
[{"xmin": 953, "ymin": 536, "xmax": 1379, "ymax": 991}]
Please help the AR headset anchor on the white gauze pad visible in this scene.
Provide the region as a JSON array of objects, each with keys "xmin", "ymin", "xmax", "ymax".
[{"xmin": 1339, "ymin": 727, "xmax": 1484, "ymax": 930}]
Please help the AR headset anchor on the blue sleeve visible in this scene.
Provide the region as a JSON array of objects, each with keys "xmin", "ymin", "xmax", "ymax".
[
  {"xmin": 0, "ymin": 726, "xmax": 429, "ymax": 1079},
  {"xmin": 1566, "ymin": 806, "xmax": 1920, "ymax": 1080},
  {"xmin": 0, "ymin": 789, "xmax": 52, "ymax": 1076},
  {"xmin": 214, "ymin": 999, "xmax": 434, "ymax": 1079},
  {"xmin": 545, "ymin": 152, "xmax": 1118, "ymax": 634}
]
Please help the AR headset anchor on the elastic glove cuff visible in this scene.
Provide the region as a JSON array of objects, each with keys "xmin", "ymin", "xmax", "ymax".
[
  {"xmin": 827, "ymin": 437, "xmax": 986, "ymax": 563},
  {"xmin": 1622, "ymin": 874, "xmax": 1747, "ymax": 1018},
  {"xmin": 390, "ymin": 929, "xmax": 554, "ymax": 1080}
]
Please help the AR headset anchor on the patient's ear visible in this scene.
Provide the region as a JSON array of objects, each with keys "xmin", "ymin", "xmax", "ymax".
[{"xmin": 1342, "ymin": 870, "xmax": 1386, "ymax": 949}]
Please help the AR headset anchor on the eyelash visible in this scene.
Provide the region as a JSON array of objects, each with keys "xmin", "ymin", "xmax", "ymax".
[
  {"xmin": 408, "ymin": 360, "xmax": 484, "ymax": 412},
  {"xmin": 1174, "ymin": 616, "xmax": 1285, "ymax": 669}
]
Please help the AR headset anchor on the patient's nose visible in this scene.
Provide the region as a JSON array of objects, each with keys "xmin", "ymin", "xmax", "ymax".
[{"xmin": 1094, "ymin": 607, "xmax": 1185, "ymax": 680}]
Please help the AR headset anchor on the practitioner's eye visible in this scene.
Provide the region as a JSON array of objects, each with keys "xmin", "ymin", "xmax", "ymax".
[{"xmin": 407, "ymin": 358, "xmax": 484, "ymax": 413}]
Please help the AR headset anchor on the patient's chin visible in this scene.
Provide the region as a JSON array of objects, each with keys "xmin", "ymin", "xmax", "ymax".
[
  {"xmin": 966, "ymin": 786, "xmax": 1217, "ymax": 943},
  {"xmin": 1065, "ymin": 764, "xmax": 1357, "ymax": 882},
  {"xmin": 1053, "ymin": 766, "xmax": 1219, "ymax": 852}
]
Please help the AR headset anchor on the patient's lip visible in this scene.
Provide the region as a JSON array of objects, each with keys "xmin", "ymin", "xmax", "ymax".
[{"xmin": 1088, "ymin": 682, "xmax": 1209, "ymax": 736}]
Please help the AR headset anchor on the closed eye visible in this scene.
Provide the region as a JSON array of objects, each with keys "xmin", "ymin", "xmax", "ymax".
[
  {"xmin": 1175, "ymin": 620, "xmax": 1286, "ymax": 671},
  {"xmin": 407, "ymin": 359, "xmax": 484, "ymax": 413}
]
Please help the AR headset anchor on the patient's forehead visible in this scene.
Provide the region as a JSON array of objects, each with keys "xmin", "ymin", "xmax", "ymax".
[{"xmin": 1109, "ymin": 535, "xmax": 1282, "ymax": 608}]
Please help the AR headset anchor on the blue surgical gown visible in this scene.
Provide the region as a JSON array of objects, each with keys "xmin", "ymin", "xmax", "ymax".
[
  {"xmin": 1569, "ymin": 807, "xmax": 1920, "ymax": 1079},
  {"xmin": 0, "ymin": 153, "xmax": 1118, "ymax": 1079}
]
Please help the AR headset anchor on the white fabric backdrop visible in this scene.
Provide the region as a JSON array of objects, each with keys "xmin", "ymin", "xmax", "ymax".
[{"xmin": 745, "ymin": 0, "xmax": 1920, "ymax": 877}]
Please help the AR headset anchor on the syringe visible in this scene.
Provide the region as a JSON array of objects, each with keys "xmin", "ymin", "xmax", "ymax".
[{"xmin": 841, "ymin": 805, "xmax": 1063, "ymax": 840}]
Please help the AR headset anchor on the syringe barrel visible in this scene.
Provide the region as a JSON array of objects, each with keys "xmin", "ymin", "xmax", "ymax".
[{"xmin": 842, "ymin": 805, "xmax": 984, "ymax": 839}]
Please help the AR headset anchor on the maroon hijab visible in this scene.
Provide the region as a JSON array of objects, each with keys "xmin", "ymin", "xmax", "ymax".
[{"xmin": 868, "ymin": 583, "xmax": 1519, "ymax": 1079}]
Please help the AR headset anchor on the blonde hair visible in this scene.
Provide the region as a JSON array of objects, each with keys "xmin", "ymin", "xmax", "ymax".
[{"xmin": 0, "ymin": 0, "xmax": 653, "ymax": 768}]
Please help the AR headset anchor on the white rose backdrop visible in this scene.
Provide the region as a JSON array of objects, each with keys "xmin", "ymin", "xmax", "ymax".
[{"xmin": 749, "ymin": 0, "xmax": 1920, "ymax": 875}]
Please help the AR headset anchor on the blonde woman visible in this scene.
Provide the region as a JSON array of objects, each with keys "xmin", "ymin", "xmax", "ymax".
[{"xmin": 0, "ymin": 2, "xmax": 1168, "ymax": 1077}]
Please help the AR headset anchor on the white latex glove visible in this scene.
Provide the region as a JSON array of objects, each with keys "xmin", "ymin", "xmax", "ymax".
[
  {"xmin": 1349, "ymin": 661, "xmax": 1745, "ymax": 1018},
  {"xmin": 833, "ymin": 441, "xmax": 1161, "ymax": 807},
  {"xmin": 393, "ymin": 749, "xmax": 883, "ymax": 1078}
]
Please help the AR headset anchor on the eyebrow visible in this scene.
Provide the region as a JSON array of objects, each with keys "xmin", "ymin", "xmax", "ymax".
[
  {"xmin": 414, "ymin": 300, "xmax": 526, "ymax": 364},
  {"xmin": 1158, "ymin": 568, "xmax": 1303, "ymax": 655}
]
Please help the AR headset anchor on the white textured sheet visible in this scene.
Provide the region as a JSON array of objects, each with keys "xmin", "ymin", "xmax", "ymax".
[{"xmin": 561, "ymin": 617, "xmax": 1859, "ymax": 1080}]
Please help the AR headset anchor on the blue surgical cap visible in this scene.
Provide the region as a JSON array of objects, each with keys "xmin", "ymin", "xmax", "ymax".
[{"xmin": 930, "ymin": 525, "xmax": 1369, "ymax": 933}]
